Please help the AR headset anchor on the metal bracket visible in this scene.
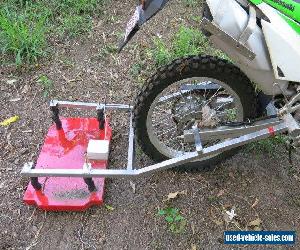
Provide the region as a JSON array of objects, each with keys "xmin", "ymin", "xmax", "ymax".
[
  {"xmin": 192, "ymin": 126, "xmax": 203, "ymax": 153},
  {"xmin": 239, "ymin": 5, "xmax": 257, "ymax": 45},
  {"xmin": 200, "ymin": 17, "xmax": 256, "ymax": 60},
  {"xmin": 184, "ymin": 118, "xmax": 281, "ymax": 143}
]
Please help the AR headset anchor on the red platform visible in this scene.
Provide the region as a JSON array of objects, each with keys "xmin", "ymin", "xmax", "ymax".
[{"xmin": 23, "ymin": 117, "xmax": 112, "ymax": 211}]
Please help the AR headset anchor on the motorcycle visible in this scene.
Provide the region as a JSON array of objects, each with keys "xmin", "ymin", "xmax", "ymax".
[{"xmin": 118, "ymin": 0, "xmax": 300, "ymax": 170}]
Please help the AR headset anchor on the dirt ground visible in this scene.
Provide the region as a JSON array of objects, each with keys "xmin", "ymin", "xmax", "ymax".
[{"xmin": 1, "ymin": 1, "xmax": 300, "ymax": 249}]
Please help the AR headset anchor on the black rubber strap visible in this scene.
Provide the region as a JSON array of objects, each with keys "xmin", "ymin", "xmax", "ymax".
[
  {"xmin": 97, "ymin": 109, "xmax": 105, "ymax": 130},
  {"xmin": 50, "ymin": 106, "xmax": 62, "ymax": 130},
  {"xmin": 84, "ymin": 178, "xmax": 97, "ymax": 192},
  {"xmin": 31, "ymin": 177, "xmax": 42, "ymax": 191}
]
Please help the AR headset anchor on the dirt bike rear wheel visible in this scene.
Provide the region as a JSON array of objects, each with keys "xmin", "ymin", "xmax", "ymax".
[{"xmin": 134, "ymin": 56, "xmax": 258, "ymax": 171}]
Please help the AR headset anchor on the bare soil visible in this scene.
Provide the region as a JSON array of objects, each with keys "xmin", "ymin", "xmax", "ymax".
[{"xmin": 0, "ymin": 1, "xmax": 299, "ymax": 249}]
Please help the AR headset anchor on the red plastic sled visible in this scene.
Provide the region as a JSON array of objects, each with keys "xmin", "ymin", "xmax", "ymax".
[{"xmin": 23, "ymin": 117, "xmax": 112, "ymax": 211}]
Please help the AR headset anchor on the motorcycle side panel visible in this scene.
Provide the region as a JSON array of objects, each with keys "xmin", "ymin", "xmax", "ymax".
[
  {"xmin": 258, "ymin": 3, "xmax": 300, "ymax": 82},
  {"xmin": 205, "ymin": 0, "xmax": 287, "ymax": 95}
]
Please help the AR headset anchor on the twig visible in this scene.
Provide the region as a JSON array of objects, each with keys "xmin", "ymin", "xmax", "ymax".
[
  {"xmin": 27, "ymin": 208, "xmax": 37, "ymax": 222},
  {"xmin": 29, "ymin": 91, "xmax": 38, "ymax": 109}
]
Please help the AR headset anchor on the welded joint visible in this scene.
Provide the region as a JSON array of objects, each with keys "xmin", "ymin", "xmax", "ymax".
[
  {"xmin": 192, "ymin": 126, "xmax": 203, "ymax": 153},
  {"xmin": 50, "ymin": 100, "xmax": 59, "ymax": 107},
  {"xmin": 282, "ymin": 114, "xmax": 300, "ymax": 137}
]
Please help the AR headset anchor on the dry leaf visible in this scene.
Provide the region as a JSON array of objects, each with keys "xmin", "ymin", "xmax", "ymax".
[
  {"xmin": 9, "ymin": 97, "xmax": 21, "ymax": 102},
  {"xmin": 217, "ymin": 189, "xmax": 225, "ymax": 197},
  {"xmin": 224, "ymin": 204, "xmax": 232, "ymax": 209},
  {"xmin": 191, "ymin": 223, "xmax": 195, "ymax": 235},
  {"xmin": 251, "ymin": 198, "xmax": 259, "ymax": 208},
  {"xmin": 191, "ymin": 243, "xmax": 197, "ymax": 250},
  {"xmin": 229, "ymin": 172, "xmax": 235, "ymax": 179},
  {"xmin": 105, "ymin": 205, "xmax": 115, "ymax": 211},
  {"xmin": 248, "ymin": 218, "xmax": 262, "ymax": 227},
  {"xmin": 212, "ymin": 219, "xmax": 223, "ymax": 226},
  {"xmin": 130, "ymin": 181, "xmax": 136, "ymax": 193},
  {"xmin": 7, "ymin": 79, "xmax": 17, "ymax": 85},
  {"xmin": 198, "ymin": 106, "xmax": 219, "ymax": 127},
  {"xmin": 164, "ymin": 190, "xmax": 187, "ymax": 202},
  {"xmin": 0, "ymin": 181, "xmax": 6, "ymax": 189},
  {"xmin": 22, "ymin": 84, "xmax": 30, "ymax": 94},
  {"xmin": 168, "ymin": 192, "xmax": 179, "ymax": 199},
  {"xmin": 253, "ymin": 226, "xmax": 262, "ymax": 231}
]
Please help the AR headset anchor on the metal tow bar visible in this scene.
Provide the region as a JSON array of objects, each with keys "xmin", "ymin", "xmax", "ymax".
[{"xmin": 21, "ymin": 100, "xmax": 291, "ymax": 179}]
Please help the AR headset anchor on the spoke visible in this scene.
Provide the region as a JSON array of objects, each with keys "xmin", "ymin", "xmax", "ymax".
[
  {"xmin": 179, "ymin": 89, "xmax": 191, "ymax": 106},
  {"xmin": 215, "ymin": 102, "xmax": 230, "ymax": 111},
  {"xmin": 203, "ymin": 86, "xmax": 222, "ymax": 107},
  {"xmin": 215, "ymin": 96, "xmax": 234, "ymax": 111}
]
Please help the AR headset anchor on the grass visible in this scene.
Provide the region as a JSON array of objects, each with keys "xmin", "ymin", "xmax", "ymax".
[
  {"xmin": 0, "ymin": 0, "xmax": 107, "ymax": 65},
  {"xmin": 150, "ymin": 26, "xmax": 227, "ymax": 66},
  {"xmin": 0, "ymin": 6, "xmax": 47, "ymax": 65}
]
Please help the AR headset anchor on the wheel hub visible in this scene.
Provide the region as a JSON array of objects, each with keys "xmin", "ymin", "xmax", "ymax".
[{"xmin": 172, "ymin": 96, "xmax": 203, "ymax": 130}]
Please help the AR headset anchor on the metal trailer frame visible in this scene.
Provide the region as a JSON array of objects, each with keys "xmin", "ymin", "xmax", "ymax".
[{"xmin": 21, "ymin": 100, "xmax": 298, "ymax": 190}]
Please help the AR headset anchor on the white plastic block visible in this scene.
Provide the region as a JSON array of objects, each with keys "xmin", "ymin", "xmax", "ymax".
[{"xmin": 87, "ymin": 140, "xmax": 110, "ymax": 160}]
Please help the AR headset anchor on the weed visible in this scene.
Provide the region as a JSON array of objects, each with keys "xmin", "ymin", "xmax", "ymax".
[
  {"xmin": 225, "ymin": 108, "xmax": 238, "ymax": 122},
  {"xmin": 191, "ymin": 15, "xmax": 202, "ymax": 22},
  {"xmin": 104, "ymin": 13, "xmax": 120, "ymax": 24},
  {"xmin": 129, "ymin": 63, "xmax": 143, "ymax": 78},
  {"xmin": 37, "ymin": 75, "xmax": 53, "ymax": 97},
  {"xmin": 98, "ymin": 44, "xmax": 118, "ymax": 58},
  {"xmin": 246, "ymin": 135, "xmax": 287, "ymax": 155},
  {"xmin": 152, "ymin": 37, "xmax": 172, "ymax": 66},
  {"xmin": 115, "ymin": 31, "xmax": 125, "ymax": 40},
  {"xmin": 60, "ymin": 58, "xmax": 75, "ymax": 68},
  {"xmin": 173, "ymin": 26, "xmax": 204, "ymax": 57},
  {"xmin": 157, "ymin": 207, "xmax": 187, "ymax": 233},
  {"xmin": 183, "ymin": 0, "xmax": 202, "ymax": 7},
  {"xmin": 135, "ymin": 145, "xmax": 144, "ymax": 158},
  {"xmin": 207, "ymin": 195, "xmax": 219, "ymax": 203},
  {"xmin": 57, "ymin": 15, "xmax": 92, "ymax": 37},
  {"xmin": 150, "ymin": 26, "xmax": 226, "ymax": 66}
]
